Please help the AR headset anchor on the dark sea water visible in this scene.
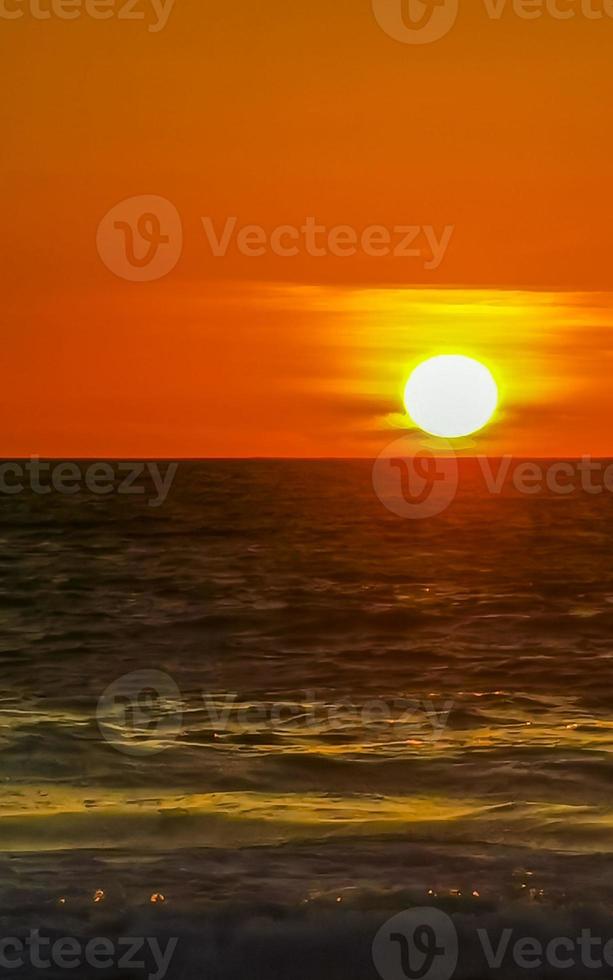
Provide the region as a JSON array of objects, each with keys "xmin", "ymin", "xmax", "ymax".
[{"xmin": 3, "ymin": 460, "xmax": 613, "ymax": 977}]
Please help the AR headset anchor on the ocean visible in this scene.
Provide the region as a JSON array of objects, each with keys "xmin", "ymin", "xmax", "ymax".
[{"xmin": 2, "ymin": 459, "xmax": 613, "ymax": 978}]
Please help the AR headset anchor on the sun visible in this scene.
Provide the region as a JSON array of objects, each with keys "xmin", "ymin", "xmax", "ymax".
[{"xmin": 404, "ymin": 355, "xmax": 498, "ymax": 439}]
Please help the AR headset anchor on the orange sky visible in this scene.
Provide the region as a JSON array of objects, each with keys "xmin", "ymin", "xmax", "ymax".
[{"xmin": 3, "ymin": 0, "xmax": 613, "ymax": 457}]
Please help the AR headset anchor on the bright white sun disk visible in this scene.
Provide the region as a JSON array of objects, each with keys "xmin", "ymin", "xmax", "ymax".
[{"xmin": 404, "ymin": 355, "xmax": 498, "ymax": 438}]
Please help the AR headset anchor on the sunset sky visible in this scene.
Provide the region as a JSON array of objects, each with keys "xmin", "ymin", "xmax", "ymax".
[{"xmin": 3, "ymin": 0, "xmax": 613, "ymax": 457}]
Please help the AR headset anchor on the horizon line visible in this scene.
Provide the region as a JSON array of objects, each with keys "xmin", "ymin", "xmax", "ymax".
[{"xmin": 3, "ymin": 456, "xmax": 613, "ymax": 463}]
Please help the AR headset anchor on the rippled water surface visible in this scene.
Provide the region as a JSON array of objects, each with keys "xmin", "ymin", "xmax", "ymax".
[{"xmin": 2, "ymin": 461, "xmax": 613, "ymax": 976}]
